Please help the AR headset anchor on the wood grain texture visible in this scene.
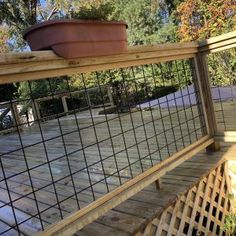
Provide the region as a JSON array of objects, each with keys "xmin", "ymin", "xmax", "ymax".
[
  {"xmin": 0, "ymin": 30, "xmax": 235, "ymax": 235},
  {"xmin": 199, "ymin": 30, "xmax": 236, "ymax": 53},
  {"xmin": 136, "ymin": 161, "xmax": 232, "ymax": 236},
  {"xmin": 0, "ymin": 106, "xmax": 205, "ymax": 235},
  {"xmin": 77, "ymin": 143, "xmax": 234, "ymax": 236},
  {"xmin": 0, "ymin": 99, "xmax": 235, "ymax": 235},
  {"xmin": 0, "ymin": 43, "xmax": 197, "ymax": 85}
]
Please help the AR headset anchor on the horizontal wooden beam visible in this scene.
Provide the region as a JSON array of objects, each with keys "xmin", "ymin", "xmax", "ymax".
[
  {"xmin": 202, "ymin": 43, "xmax": 236, "ymax": 53},
  {"xmin": 0, "ymin": 53, "xmax": 196, "ymax": 85},
  {"xmin": 199, "ymin": 31, "xmax": 236, "ymax": 53},
  {"xmin": 0, "ymin": 42, "xmax": 197, "ymax": 65},
  {"xmin": 36, "ymin": 135, "xmax": 214, "ymax": 236},
  {"xmin": 199, "ymin": 31, "xmax": 236, "ymax": 47},
  {"xmin": 0, "ymin": 42, "xmax": 197, "ymax": 85},
  {"xmin": 0, "ymin": 31, "xmax": 235, "ymax": 86}
]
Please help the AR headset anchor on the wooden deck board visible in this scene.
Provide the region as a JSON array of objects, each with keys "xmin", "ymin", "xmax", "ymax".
[
  {"xmin": 77, "ymin": 143, "xmax": 232, "ymax": 235},
  {"xmin": 74, "ymin": 221, "xmax": 129, "ymax": 236},
  {"xmin": 0, "ymin": 102, "xmax": 235, "ymax": 235}
]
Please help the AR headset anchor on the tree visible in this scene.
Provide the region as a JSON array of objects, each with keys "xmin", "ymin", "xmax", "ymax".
[
  {"xmin": 176, "ymin": 0, "xmax": 236, "ymax": 86},
  {"xmin": 0, "ymin": 25, "xmax": 17, "ymax": 102},
  {"xmin": 0, "ymin": 0, "xmax": 192, "ymax": 105},
  {"xmin": 176, "ymin": 0, "xmax": 236, "ymax": 41},
  {"xmin": 0, "ymin": 1, "xmax": 77, "ymax": 103},
  {"xmin": 18, "ymin": 77, "xmax": 69, "ymax": 100},
  {"xmin": 176, "ymin": 0, "xmax": 236, "ymax": 87},
  {"xmin": 112, "ymin": 0, "xmax": 171, "ymax": 45},
  {"xmin": 0, "ymin": 0, "xmax": 39, "ymax": 49},
  {"xmin": 0, "ymin": 0, "xmax": 115, "ymax": 49},
  {"xmin": 0, "ymin": 25, "xmax": 10, "ymax": 53}
]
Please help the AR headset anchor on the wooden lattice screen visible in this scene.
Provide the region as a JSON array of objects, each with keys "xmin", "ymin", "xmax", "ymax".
[{"xmin": 137, "ymin": 162, "xmax": 232, "ymax": 236}]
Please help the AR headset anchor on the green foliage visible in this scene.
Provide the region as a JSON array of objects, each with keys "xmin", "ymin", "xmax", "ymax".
[
  {"xmin": 69, "ymin": 0, "xmax": 114, "ymax": 20},
  {"xmin": 176, "ymin": 0, "xmax": 236, "ymax": 41},
  {"xmin": 109, "ymin": 0, "xmax": 183, "ymax": 45},
  {"xmin": 208, "ymin": 49, "xmax": 236, "ymax": 86},
  {"xmin": 0, "ymin": 25, "xmax": 10, "ymax": 53},
  {"xmin": 0, "ymin": 24, "xmax": 16, "ymax": 102},
  {"xmin": 17, "ymin": 77, "xmax": 70, "ymax": 115},
  {"xmin": 176, "ymin": 0, "xmax": 235, "ymax": 87},
  {"xmin": 165, "ymin": 0, "xmax": 185, "ymax": 14},
  {"xmin": 0, "ymin": 0, "xmax": 182, "ymax": 49},
  {"xmin": 18, "ymin": 77, "xmax": 68, "ymax": 100},
  {"xmin": 111, "ymin": 0, "xmax": 162, "ymax": 45},
  {"xmin": 154, "ymin": 18, "xmax": 179, "ymax": 43},
  {"xmin": 0, "ymin": 0, "xmax": 38, "ymax": 27},
  {"xmin": 221, "ymin": 213, "xmax": 236, "ymax": 236},
  {"xmin": 0, "ymin": 0, "xmax": 234, "ymax": 106},
  {"xmin": 0, "ymin": 0, "xmax": 38, "ymax": 50}
]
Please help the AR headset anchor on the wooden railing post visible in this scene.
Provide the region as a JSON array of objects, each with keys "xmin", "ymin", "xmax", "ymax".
[
  {"xmin": 155, "ymin": 179, "xmax": 162, "ymax": 190},
  {"xmin": 61, "ymin": 96, "xmax": 69, "ymax": 114},
  {"xmin": 193, "ymin": 54, "xmax": 220, "ymax": 152},
  {"xmin": 32, "ymin": 100, "xmax": 41, "ymax": 121},
  {"xmin": 107, "ymin": 86, "xmax": 114, "ymax": 106},
  {"xmin": 11, "ymin": 101, "xmax": 22, "ymax": 131}
]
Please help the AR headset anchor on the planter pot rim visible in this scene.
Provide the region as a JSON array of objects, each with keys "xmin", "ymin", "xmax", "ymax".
[{"xmin": 23, "ymin": 19, "xmax": 128, "ymax": 40}]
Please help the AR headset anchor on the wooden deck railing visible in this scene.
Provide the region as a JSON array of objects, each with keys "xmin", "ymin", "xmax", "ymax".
[
  {"xmin": 198, "ymin": 31, "xmax": 236, "ymax": 142},
  {"xmin": 0, "ymin": 84, "xmax": 113, "ymax": 133},
  {"xmin": 0, "ymin": 31, "xmax": 235, "ymax": 236},
  {"xmin": 0, "ymin": 42, "xmax": 198, "ymax": 84}
]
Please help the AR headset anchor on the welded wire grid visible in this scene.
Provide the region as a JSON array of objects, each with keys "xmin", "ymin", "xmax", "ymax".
[
  {"xmin": 0, "ymin": 59, "xmax": 206, "ymax": 235},
  {"xmin": 207, "ymin": 48, "xmax": 236, "ymax": 132}
]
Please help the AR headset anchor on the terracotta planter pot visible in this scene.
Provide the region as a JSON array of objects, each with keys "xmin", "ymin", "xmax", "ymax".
[{"xmin": 23, "ymin": 19, "xmax": 128, "ymax": 59}]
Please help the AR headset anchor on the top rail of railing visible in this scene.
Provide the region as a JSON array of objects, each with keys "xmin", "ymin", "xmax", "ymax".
[
  {"xmin": 0, "ymin": 30, "xmax": 235, "ymax": 85},
  {"xmin": 0, "ymin": 42, "xmax": 198, "ymax": 84},
  {"xmin": 198, "ymin": 30, "xmax": 236, "ymax": 53}
]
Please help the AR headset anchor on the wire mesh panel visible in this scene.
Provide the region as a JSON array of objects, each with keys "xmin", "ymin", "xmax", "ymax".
[
  {"xmin": 207, "ymin": 48, "xmax": 236, "ymax": 132},
  {"xmin": 0, "ymin": 58, "xmax": 206, "ymax": 235}
]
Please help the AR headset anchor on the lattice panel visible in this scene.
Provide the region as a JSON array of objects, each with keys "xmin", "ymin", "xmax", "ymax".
[{"xmin": 137, "ymin": 163, "xmax": 232, "ymax": 236}]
